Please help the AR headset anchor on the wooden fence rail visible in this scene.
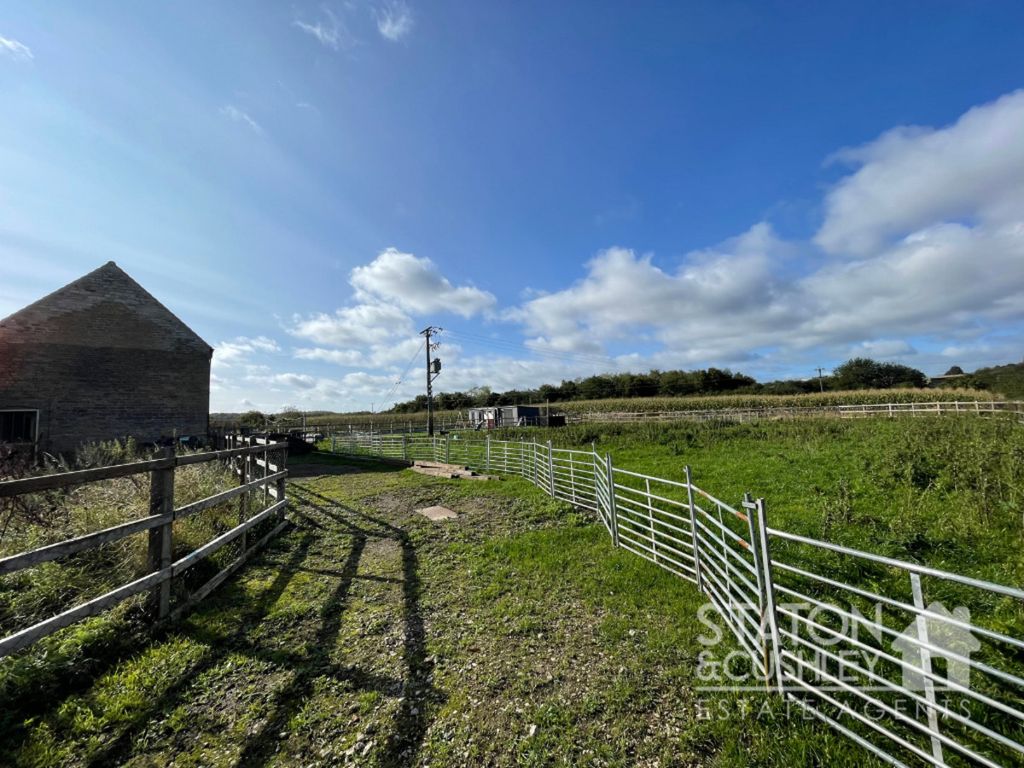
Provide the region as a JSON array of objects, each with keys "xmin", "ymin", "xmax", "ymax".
[
  {"xmin": 284, "ymin": 400, "xmax": 1024, "ymax": 437},
  {"xmin": 0, "ymin": 437, "xmax": 289, "ymax": 658},
  {"xmin": 565, "ymin": 400, "xmax": 1024, "ymax": 424}
]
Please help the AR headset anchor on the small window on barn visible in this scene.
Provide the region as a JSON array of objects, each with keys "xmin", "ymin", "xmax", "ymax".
[{"xmin": 0, "ymin": 411, "xmax": 37, "ymax": 444}]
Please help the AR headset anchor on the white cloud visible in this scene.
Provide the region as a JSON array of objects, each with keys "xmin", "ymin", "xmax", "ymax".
[
  {"xmin": 798, "ymin": 221, "xmax": 1024, "ymax": 345},
  {"xmin": 293, "ymin": 8, "xmax": 355, "ymax": 50},
  {"xmin": 376, "ymin": 2, "xmax": 414, "ymax": 41},
  {"xmin": 294, "ymin": 20, "xmax": 335, "ymax": 48},
  {"xmin": 508, "ymin": 91, "xmax": 1024, "ymax": 371},
  {"xmin": 510, "ymin": 224, "xmax": 798, "ymax": 361},
  {"xmin": 293, "ymin": 347, "xmax": 366, "ymax": 366},
  {"xmin": 816, "ymin": 90, "xmax": 1024, "ymax": 256},
  {"xmin": 847, "ymin": 339, "xmax": 916, "ymax": 359},
  {"xmin": 281, "ymin": 248, "xmax": 492, "ymax": 408},
  {"xmin": 220, "ymin": 105, "xmax": 263, "ymax": 134},
  {"xmin": 213, "ymin": 336, "xmax": 280, "ymax": 367},
  {"xmin": 289, "ymin": 302, "xmax": 414, "ymax": 347},
  {"xmin": 294, "ymin": 335, "xmax": 423, "ymax": 368},
  {"xmin": 0, "ymin": 35, "xmax": 32, "ymax": 61},
  {"xmin": 513, "ymin": 219, "xmax": 1024, "ymax": 365},
  {"xmin": 270, "ymin": 372, "xmax": 317, "ymax": 390},
  {"xmin": 351, "ymin": 248, "xmax": 496, "ymax": 317}
]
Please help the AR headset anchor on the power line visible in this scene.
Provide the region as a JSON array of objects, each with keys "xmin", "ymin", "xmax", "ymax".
[{"xmin": 378, "ymin": 339, "xmax": 426, "ymax": 407}]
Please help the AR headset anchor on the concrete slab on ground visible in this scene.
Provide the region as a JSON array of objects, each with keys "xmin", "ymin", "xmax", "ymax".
[{"xmin": 417, "ymin": 505, "xmax": 458, "ymax": 521}]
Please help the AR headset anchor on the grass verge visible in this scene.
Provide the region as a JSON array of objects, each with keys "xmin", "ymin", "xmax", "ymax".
[{"xmin": 0, "ymin": 451, "xmax": 875, "ymax": 767}]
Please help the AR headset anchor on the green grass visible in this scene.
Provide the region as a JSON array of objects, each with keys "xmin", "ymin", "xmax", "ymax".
[
  {"xmin": 0, "ymin": 441, "xmax": 278, "ymax": 736},
  {"xmin": 0, "ymin": 451, "xmax": 877, "ymax": 767},
  {"xmin": 264, "ymin": 387, "xmax": 998, "ymax": 429},
  {"xmin": 495, "ymin": 416, "xmax": 1024, "ymax": 585},
  {"xmin": 543, "ymin": 387, "xmax": 996, "ymax": 414},
  {"xmin": 0, "ymin": 444, "xmax": 249, "ymax": 637},
  {"xmin": 2, "ymin": 417, "xmax": 1022, "ymax": 766}
]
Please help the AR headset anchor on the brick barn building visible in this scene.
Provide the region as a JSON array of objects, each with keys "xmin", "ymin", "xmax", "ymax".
[{"xmin": 0, "ymin": 262, "xmax": 213, "ymax": 454}]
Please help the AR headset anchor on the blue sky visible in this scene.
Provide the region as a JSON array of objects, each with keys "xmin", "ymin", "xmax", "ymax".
[{"xmin": 2, "ymin": 1, "xmax": 1023, "ymax": 412}]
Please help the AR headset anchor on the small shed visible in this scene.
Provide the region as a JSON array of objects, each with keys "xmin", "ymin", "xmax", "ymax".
[
  {"xmin": 468, "ymin": 405, "xmax": 542, "ymax": 429},
  {"xmin": 0, "ymin": 262, "xmax": 213, "ymax": 454}
]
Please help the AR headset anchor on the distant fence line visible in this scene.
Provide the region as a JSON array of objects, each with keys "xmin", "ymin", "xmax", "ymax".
[
  {"xmin": 274, "ymin": 400, "xmax": 1024, "ymax": 436},
  {"xmin": 0, "ymin": 436, "xmax": 289, "ymax": 658},
  {"xmin": 326, "ymin": 432, "xmax": 1024, "ymax": 768},
  {"xmin": 567, "ymin": 399, "xmax": 1024, "ymax": 424}
]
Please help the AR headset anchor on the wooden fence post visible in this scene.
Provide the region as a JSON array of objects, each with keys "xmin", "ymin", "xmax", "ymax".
[
  {"xmin": 277, "ymin": 442, "xmax": 288, "ymax": 524},
  {"xmin": 238, "ymin": 439, "xmax": 249, "ymax": 555},
  {"xmin": 263, "ymin": 440, "xmax": 270, "ymax": 509},
  {"xmin": 245, "ymin": 439, "xmax": 254, "ymax": 543},
  {"xmin": 147, "ymin": 445, "xmax": 175, "ymax": 619}
]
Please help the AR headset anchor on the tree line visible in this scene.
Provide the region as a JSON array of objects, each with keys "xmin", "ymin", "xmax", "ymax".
[{"xmin": 384, "ymin": 358, "xmax": 929, "ymax": 413}]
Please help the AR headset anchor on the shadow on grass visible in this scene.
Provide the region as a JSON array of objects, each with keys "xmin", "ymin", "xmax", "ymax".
[
  {"xmin": 288, "ymin": 451, "xmax": 411, "ymax": 478},
  {"xmin": 78, "ymin": 531, "xmax": 319, "ymax": 767},
  {"xmin": 2, "ymin": 473, "xmax": 441, "ymax": 767},
  {"xmin": 280, "ymin": 483, "xmax": 443, "ymax": 768},
  {"xmin": 89, "ymin": 480, "xmax": 439, "ymax": 767}
]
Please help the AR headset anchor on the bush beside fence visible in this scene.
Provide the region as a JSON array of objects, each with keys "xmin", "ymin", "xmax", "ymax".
[{"xmin": 0, "ymin": 437, "xmax": 289, "ymax": 658}]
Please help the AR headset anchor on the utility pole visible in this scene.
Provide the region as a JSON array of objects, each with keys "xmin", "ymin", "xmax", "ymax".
[
  {"xmin": 815, "ymin": 367, "xmax": 826, "ymax": 393},
  {"xmin": 421, "ymin": 326, "xmax": 442, "ymax": 436}
]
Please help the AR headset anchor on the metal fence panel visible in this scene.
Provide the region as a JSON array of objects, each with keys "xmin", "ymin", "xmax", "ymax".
[{"xmin": 322, "ymin": 431, "xmax": 1024, "ymax": 767}]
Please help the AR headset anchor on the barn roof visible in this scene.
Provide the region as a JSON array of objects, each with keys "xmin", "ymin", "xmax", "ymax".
[{"xmin": 0, "ymin": 261, "xmax": 213, "ymax": 355}]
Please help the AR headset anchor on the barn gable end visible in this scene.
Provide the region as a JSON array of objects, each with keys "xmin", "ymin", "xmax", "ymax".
[
  {"xmin": 0, "ymin": 262, "xmax": 212, "ymax": 454},
  {"xmin": 0, "ymin": 262, "xmax": 212, "ymax": 354}
]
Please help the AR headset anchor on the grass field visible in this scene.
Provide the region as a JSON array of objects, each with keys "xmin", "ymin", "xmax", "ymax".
[
  {"xmin": 1, "ymin": 417, "xmax": 1022, "ymax": 766},
  {"xmin": 542, "ymin": 387, "xmax": 998, "ymax": 414},
  {"xmin": 281, "ymin": 387, "xmax": 1000, "ymax": 430},
  {"xmin": 0, "ymin": 453, "xmax": 868, "ymax": 767},
  {"xmin": 494, "ymin": 416, "xmax": 1024, "ymax": 586}
]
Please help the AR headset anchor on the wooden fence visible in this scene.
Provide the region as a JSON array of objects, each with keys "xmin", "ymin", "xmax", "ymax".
[
  {"xmin": 564, "ymin": 400, "xmax": 1024, "ymax": 424},
  {"xmin": 0, "ymin": 437, "xmax": 289, "ymax": 658},
  {"xmin": 276, "ymin": 400, "xmax": 1024, "ymax": 437}
]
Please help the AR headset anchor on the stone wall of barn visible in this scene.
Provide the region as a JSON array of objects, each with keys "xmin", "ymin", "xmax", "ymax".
[{"xmin": 0, "ymin": 340, "xmax": 210, "ymax": 454}]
